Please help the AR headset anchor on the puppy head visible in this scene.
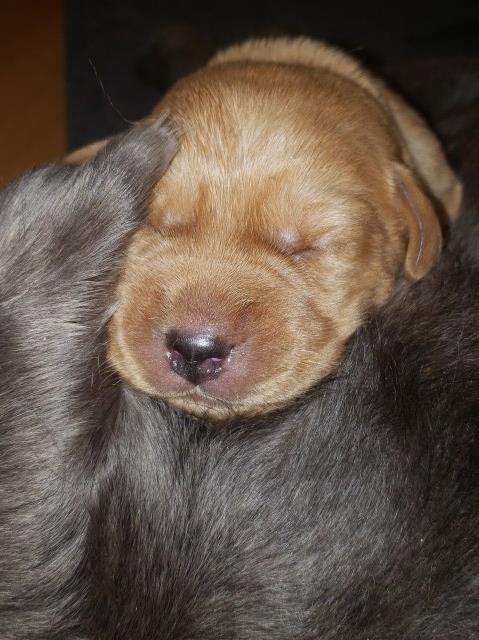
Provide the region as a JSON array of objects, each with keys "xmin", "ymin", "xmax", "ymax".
[{"xmin": 108, "ymin": 63, "xmax": 442, "ymax": 419}]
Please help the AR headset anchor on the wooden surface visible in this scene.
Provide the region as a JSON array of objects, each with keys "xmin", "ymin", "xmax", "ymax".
[{"xmin": 0, "ymin": 1, "xmax": 65, "ymax": 185}]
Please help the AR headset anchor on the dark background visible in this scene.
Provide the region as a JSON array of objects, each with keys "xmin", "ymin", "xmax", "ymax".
[{"xmin": 65, "ymin": 0, "xmax": 479, "ymax": 150}]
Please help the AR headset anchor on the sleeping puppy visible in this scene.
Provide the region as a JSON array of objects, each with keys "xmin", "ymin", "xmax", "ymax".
[
  {"xmin": 0, "ymin": 120, "xmax": 175, "ymax": 639},
  {"xmin": 2, "ymin": 86, "xmax": 479, "ymax": 638},
  {"xmin": 69, "ymin": 37, "xmax": 463, "ymax": 420},
  {"xmin": 4, "ymin": 114, "xmax": 479, "ymax": 638}
]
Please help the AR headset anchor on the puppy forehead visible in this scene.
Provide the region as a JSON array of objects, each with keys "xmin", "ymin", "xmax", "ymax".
[
  {"xmin": 149, "ymin": 167, "xmax": 366, "ymax": 244},
  {"xmin": 161, "ymin": 60, "xmax": 393, "ymax": 140},
  {"xmin": 154, "ymin": 62, "xmax": 396, "ymax": 177},
  {"xmin": 148, "ymin": 62, "xmax": 394, "ymax": 236}
]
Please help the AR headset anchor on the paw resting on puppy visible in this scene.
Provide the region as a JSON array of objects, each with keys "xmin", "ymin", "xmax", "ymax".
[{"xmin": 70, "ymin": 37, "xmax": 462, "ymax": 420}]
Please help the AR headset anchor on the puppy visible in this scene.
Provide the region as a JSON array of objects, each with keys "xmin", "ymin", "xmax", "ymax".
[
  {"xmin": 3, "ymin": 109, "xmax": 479, "ymax": 638},
  {"xmin": 70, "ymin": 37, "xmax": 463, "ymax": 420}
]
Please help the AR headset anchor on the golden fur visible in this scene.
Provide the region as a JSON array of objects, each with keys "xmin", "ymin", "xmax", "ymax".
[{"xmin": 69, "ymin": 38, "xmax": 462, "ymax": 419}]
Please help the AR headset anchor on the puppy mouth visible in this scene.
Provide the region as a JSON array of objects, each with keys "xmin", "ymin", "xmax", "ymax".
[
  {"xmin": 160, "ymin": 386, "xmax": 245, "ymax": 408},
  {"xmin": 159, "ymin": 383, "xmax": 294, "ymax": 419}
]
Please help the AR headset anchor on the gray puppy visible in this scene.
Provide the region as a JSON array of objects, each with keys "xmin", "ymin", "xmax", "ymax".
[{"xmin": 0, "ymin": 119, "xmax": 175, "ymax": 638}]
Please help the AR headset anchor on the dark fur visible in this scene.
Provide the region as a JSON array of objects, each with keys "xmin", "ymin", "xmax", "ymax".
[
  {"xmin": 0, "ymin": 120, "xmax": 176, "ymax": 638},
  {"xmin": 1, "ymin": 118, "xmax": 479, "ymax": 638}
]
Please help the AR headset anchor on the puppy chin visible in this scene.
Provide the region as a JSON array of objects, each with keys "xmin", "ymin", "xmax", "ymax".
[
  {"xmin": 144, "ymin": 383, "xmax": 290, "ymax": 421},
  {"xmin": 164, "ymin": 392, "xmax": 252, "ymax": 421}
]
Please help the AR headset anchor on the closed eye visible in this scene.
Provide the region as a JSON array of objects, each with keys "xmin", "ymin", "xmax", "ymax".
[{"xmin": 267, "ymin": 227, "xmax": 343, "ymax": 260}]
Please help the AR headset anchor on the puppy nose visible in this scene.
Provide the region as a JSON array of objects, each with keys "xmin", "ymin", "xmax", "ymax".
[{"xmin": 166, "ymin": 330, "xmax": 232, "ymax": 385}]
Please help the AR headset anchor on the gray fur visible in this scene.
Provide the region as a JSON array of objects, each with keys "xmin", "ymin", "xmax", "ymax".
[{"xmin": 0, "ymin": 117, "xmax": 478, "ymax": 638}]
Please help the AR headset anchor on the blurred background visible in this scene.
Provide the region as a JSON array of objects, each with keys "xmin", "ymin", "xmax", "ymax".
[{"xmin": 1, "ymin": 0, "xmax": 478, "ymax": 185}]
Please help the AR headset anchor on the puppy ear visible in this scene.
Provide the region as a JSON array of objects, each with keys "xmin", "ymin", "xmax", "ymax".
[
  {"xmin": 383, "ymin": 86, "xmax": 462, "ymax": 220},
  {"xmin": 394, "ymin": 162, "xmax": 442, "ymax": 281}
]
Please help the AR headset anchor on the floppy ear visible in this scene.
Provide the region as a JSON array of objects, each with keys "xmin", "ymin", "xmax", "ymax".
[
  {"xmin": 384, "ymin": 86, "xmax": 462, "ymax": 220},
  {"xmin": 394, "ymin": 162, "xmax": 443, "ymax": 281}
]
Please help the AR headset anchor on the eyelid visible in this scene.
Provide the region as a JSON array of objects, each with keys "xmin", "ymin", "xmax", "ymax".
[
  {"xmin": 269, "ymin": 227, "xmax": 342, "ymax": 258},
  {"xmin": 270, "ymin": 228, "xmax": 304, "ymax": 255}
]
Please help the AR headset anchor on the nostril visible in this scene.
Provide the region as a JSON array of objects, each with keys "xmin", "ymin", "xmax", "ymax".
[
  {"xmin": 165, "ymin": 330, "xmax": 232, "ymax": 384},
  {"xmin": 166, "ymin": 330, "xmax": 231, "ymax": 362}
]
